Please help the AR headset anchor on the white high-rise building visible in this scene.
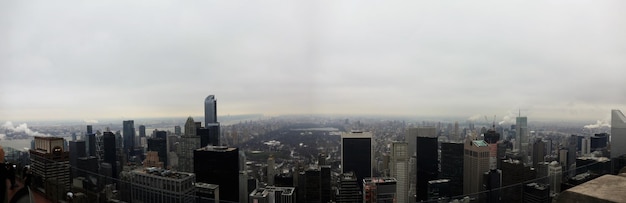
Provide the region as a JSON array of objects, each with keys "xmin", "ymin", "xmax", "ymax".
[
  {"xmin": 391, "ymin": 142, "xmax": 409, "ymax": 203},
  {"xmin": 548, "ymin": 161, "xmax": 562, "ymax": 196},
  {"xmin": 611, "ymin": 110, "xmax": 626, "ymax": 159},
  {"xmin": 581, "ymin": 137, "xmax": 591, "ymax": 156}
]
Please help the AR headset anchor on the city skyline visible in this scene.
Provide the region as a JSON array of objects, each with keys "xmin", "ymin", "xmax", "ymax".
[{"xmin": 1, "ymin": 1, "xmax": 625, "ymax": 121}]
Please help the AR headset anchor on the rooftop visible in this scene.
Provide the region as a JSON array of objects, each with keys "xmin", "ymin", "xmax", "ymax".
[
  {"xmin": 195, "ymin": 145, "xmax": 237, "ymax": 152},
  {"xmin": 557, "ymin": 174, "xmax": 626, "ymax": 203},
  {"xmin": 363, "ymin": 177, "xmax": 397, "ymax": 184},
  {"xmin": 133, "ymin": 167, "xmax": 194, "ymax": 180}
]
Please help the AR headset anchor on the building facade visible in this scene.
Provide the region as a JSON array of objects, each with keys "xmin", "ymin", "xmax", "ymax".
[
  {"xmin": 463, "ymin": 139, "xmax": 490, "ymax": 196},
  {"xmin": 194, "ymin": 146, "xmax": 240, "ymax": 203},
  {"xmin": 30, "ymin": 136, "xmax": 71, "ymax": 193},
  {"xmin": 131, "ymin": 167, "xmax": 195, "ymax": 203},
  {"xmin": 341, "ymin": 131, "xmax": 373, "ymax": 185}
]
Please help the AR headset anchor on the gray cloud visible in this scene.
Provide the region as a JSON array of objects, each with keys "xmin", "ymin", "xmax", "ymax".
[{"xmin": 1, "ymin": 1, "xmax": 626, "ymax": 121}]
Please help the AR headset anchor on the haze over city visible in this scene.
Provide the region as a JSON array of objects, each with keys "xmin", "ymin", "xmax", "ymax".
[{"xmin": 1, "ymin": 1, "xmax": 625, "ymax": 122}]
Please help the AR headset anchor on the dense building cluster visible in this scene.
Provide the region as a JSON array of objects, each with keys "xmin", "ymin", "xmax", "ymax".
[{"xmin": 2, "ymin": 95, "xmax": 625, "ymax": 203}]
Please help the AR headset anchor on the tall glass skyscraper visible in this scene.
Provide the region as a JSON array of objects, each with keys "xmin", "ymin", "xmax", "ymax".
[
  {"xmin": 123, "ymin": 120, "xmax": 135, "ymax": 156},
  {"xmin": 516, "ymin": 116, "xmax": 528, "ymax": 163},
  {"xmin": 204, "ymin": 95, "xmax": 220, "ymax": 146},
  {"xmin": 204, "ymin": 95, "xmax": 217, "ymax": 126}
]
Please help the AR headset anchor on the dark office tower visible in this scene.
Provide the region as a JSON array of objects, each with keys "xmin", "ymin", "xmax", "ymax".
[
  {"xmin": 483, "ymin": 169, "xmax": 502, "ymax": 203},
  {"xmin": 591, "ymin": 133, "xmax": 609, "ymax": 151},
  {"xmin": 501, "ymin": 159, "xmax": 536, "ymax": 202},
  {"xmin": 194, "ymin": 146, "xmax": 239, "ymax": 203},
  {"xmin": 139, "ymin": 125, "xmax": 146, "ymax": 137},
  {"xmin": 198, "ymin": 127, "xmax": 220, "ymax": 147},
  {"xmin": 154, "ymin": 130, "xmax": 167, "ymax": 139},
  {"xmin": 87, "ymin": 125, "xmax": 93, "ymax": 134},
  {"xmin": 304, "ymin": 168, "xmax": 321, "ymax": 203},
  {"xmin": 484, "ymin": 129, "xmax": 500, "ymax": 144},
  {"xmin": 204, "ymin": 95, "xmax": 218, "ymax": 126},
  {"xmin": 567, "ymin": 135, "xmax": 577, "ymax": 178},
  {"xmin": 76, "ymin": 156, "xmax": 98, "ymax": 179},
  {"xmin": 103, "ymin": 132, "xmax": 118, "ymax": 179},
  {"xmin": 523, "ymin": 183, "xmax": 551, "ymax": 203},
  {"xmin": 69, "ymin": 140, "xmax": 86, "ymax": 179},
  {"xmin": 123, "ymin": 120, "xmax": 135, "ymax": 157},
  {"xmin": 341, "ymin": 131, "xmax": 373, "ymax": 185},
  {"xmin": 86, "ymin": 133, "xmax": 96, "ymax": 157},
  {"xmin": 174, "ymin": 125, "xmax": 181, "ymax": 136},
  {"xmin": 321, "ymin": 166, "xmax": 332, "ymax": 203},
  {"xmin": 275, "ymin": 173, "xmax": 294, "ymax": 187},
  {"xmin": 147, "ymin": 137, "xmax": 168, "ymax": 167},
  {"xmin": 336, "ymin": 172, "xmax": 362, "ymax": 203},
  {"xmin": 533, "ymin": 139, "xmax": 546, "ymax": 168},
  {"xmin": 416, "ymin": 135, "xmax": 438, "ymax": 201},
  {"xmin": 441, "ymin": 142, "xmax": 464, "ymax": 197},
  {"xmin": 204, "ymin": 123, "xmax": 221, "ymax": 146}
]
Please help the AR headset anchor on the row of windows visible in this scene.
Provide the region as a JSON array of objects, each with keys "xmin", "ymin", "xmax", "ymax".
[{"xmin": 464, "ymin": 150, "xmax": 490, "ymax": 158}]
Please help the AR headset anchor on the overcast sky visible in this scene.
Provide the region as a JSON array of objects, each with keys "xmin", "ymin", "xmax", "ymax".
[{"xmin": 1, "ymin": 1, "xmax": 625, "ymax": 122}]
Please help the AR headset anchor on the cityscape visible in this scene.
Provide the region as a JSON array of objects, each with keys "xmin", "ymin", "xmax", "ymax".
[
  {"xmin": 2, "ymin": 95, "xmax": 626, "ymax": 203},
  {"xmin": 2, "ymin": 1, "xmax": 626, "ymax": 203}
]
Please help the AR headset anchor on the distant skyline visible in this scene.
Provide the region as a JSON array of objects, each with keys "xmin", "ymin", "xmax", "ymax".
[{"xmin": 1, "ymin": 1, "xmax": 625, "ymax": 122}]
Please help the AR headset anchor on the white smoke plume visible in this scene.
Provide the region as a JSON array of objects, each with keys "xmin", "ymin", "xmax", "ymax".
[
  {"xmin": 467, "ymin": 114, "xmax": 483, "ymax": 121},
  {"xmin": 0, "ymin": 133, "xmax": 6, "ymax": 140},
  {"xmin": 584, "ymin": 120, "xmax": 610, "ymax": 129},
  {"xmin": 83, "ymin": 119, "xmax": 99, "ymax": 124},
  {"xmin": 498, "ymin": 111, "xmax": 517, "ymax": 125},
  {"xmin": 1, "ymin": 121, "xmax": 51, "ymax": 137}
]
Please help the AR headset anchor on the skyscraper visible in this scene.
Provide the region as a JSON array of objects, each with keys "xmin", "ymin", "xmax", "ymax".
[
  {"xmin": 194, "ymin": 146, "xmax": 240, "ymax": 203},
  {"xmin": 204, "ymin": 95, "xmax": 221, "ymax": 147},
  {"xmin": 390, "ymin": 142, "xmax": 408, "ymax": 203},
  {"xmin": 440, "ymin": 142, "xmax": 464, "ymax": 197},
  {"xmin": 268, "ymin": 155, "xmax": 276, "ymax": 185},
  {"xmin": 85, "ymin": 125, "xmax": 96, "ymax": 157},
  {"xmin": 363, "ymin": 177, "xmax": 397, "ymax": 203},
  {"xmin": 184, "ymin": 117, "xmax": 197, "ymax": 136},
  {"xmin": 204, "ymin": 95, "xmax": 217, "ymax": 126},
  {"xmin": 463, "ymin": 139, "xmax": 490, "ymax": 196},
  {"xmin": 69, "ymin": 140, "xmax": 86, "ymax": 179},
  {"xmin": 123, "ymin": 120, "xmax": 135, "ymax": 157},
  {"xmin": 516, "ymin": 116, "xmax": 529, "ymax": 163},
  {"xmin": 139, "ymin": 125, "xmax": 146, "ymax": 137},
  {"xmin": 548, "ymin": 161, "xmax": 562, "ymax": 196},
  {"xmin": 178, "ymin": 135, "xmax": 199, "ymax": 172},
  {"xmin": 103, "ymin": 131, "xmax": 118, "ymax": 179},
  {"xmin": 416, "ymin": 135, "xmax": 438, "ymax": 201},
  {"xmin": 30, "ymin": 136, "xmax": 70, "ymax": 192},
  {"xmin": 336, "ymin": 172, "xmax": 362, "ymax": 202},
  {"xmin": 533, "ymin": 139, "xmax": 546, "ymax": 168},
  {"xmin": 611, "ymin": 110, "xmax": 626, "ymax": 159},
  {"xmin": 148, "ymin": 137, "xmax": 168, "ymax": 168},
  {"xmin": 341, "ymin": 131, "xmax": 373, "ymax": 185}
]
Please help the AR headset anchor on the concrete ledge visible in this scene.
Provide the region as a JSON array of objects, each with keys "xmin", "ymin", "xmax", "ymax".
[{"xmin": 557, "ymin": 175, "xmax": 626, "ymax": 203}]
